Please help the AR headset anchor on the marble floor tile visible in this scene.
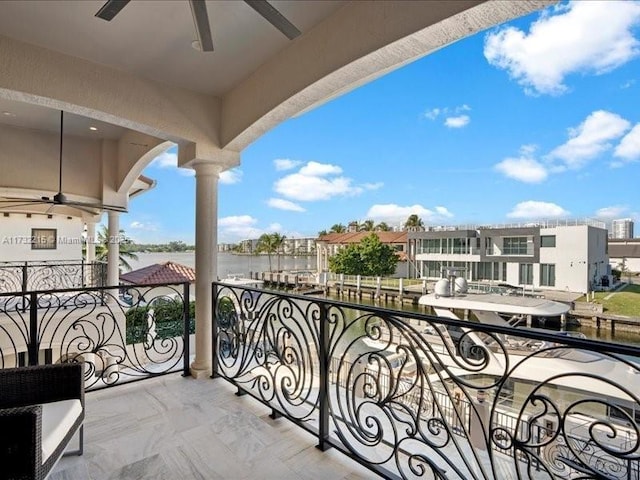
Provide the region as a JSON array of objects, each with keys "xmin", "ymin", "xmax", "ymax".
[{"xmin": 50, "ymin": 373, "xmax": 378, "ymax": 479}]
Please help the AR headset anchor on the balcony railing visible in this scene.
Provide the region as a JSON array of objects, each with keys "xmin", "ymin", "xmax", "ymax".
[
  {"xmin": 0, "ymin": 282, "xmax": 192, "ymax": 390},
  {"xmin": 0, "ymin": 260, "xmax": 107, "ymax": 294},
  {"xmin": 213, "ymin": 282, "xmax": 640, "ymax": 480}
]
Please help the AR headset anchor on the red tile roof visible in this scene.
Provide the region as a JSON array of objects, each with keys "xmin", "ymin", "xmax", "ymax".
[
  {"xmin": 318, "ymin": 231, "xmax": 407, "ymax": 244},
  {"xmin": 120, "ymin": 261, "xmax": 196, "ymax": 285}
]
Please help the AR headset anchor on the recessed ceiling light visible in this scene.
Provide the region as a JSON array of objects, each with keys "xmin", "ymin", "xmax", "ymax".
[
  {"xmin": 2, "ymin": 111, "xmax": 15, "ymax": 117},
  {"xmin": 89, "ymin": 126, "xmax": 98, "ymax": 131}
]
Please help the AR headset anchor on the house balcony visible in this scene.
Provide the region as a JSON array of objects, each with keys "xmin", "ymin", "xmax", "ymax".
[{"xmin": 2, "ymin": 281, "xmax": 639, "ymax": 479}]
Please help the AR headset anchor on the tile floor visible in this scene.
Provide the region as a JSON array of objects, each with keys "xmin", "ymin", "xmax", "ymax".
[{"xmin": 51, "ymin": 374, "xmax": 375, "ymax": 480}]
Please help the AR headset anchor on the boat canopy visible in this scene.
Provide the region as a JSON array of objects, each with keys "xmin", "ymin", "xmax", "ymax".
[{"xmin": 418, "ymin": 293, "xmax": 570, "ymax": 317}]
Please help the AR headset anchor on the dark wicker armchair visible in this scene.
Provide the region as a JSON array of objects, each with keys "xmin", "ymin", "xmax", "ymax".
[{"xmin": 0, "ymin": 363, "xmax": 85, "ymax": 480}]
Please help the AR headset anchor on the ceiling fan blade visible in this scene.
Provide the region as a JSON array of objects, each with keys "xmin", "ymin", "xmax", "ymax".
[
  {"xmin": 0, "ymin": 202, "xmax": 49, "ymax": 210},
  {"xmin": 189, "ymin": 0, "xmax": 214, "ymax": 52},
  {"xmin": 0, "ymin": 198, "xmax": 45, "ymax": 203},
  {"xmin": 65, "ymin": 200, "xmax": 128, "ymax": 214},
  {"xmin": 244, "ymin": 0, "xmax": 301, "ymax": 40},
  {"xmin": 95, "ymin": 0, "xmax": 130, "ymax": 21}
]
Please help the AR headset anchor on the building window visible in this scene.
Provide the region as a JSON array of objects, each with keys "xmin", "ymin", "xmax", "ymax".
[
  {"xmin": 540, "ymin": 264, "xmax": 555, "ymax": 287},
  {"xmin": 502, "ymin": 263, "xmax": 507, "ymax": 281},
  {"xmin": 503, "ymin": 237, "xmax": 528, "ymax": 255},
  {"xmin": 31, "ymin": 228, "xmax": 57, "ymax": 250},
  {"xmin": 519, "ymin": 263, "xmax": 533, "ymax": 285},
  {"xmin": 422, "ymin": 239, "xmax": 441, "ymax": 254},
  {"xmin": 540, "ymin": 235, "xmax": 556, "ymax": 248}
]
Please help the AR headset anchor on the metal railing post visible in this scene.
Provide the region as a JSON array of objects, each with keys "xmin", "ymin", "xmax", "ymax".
[
  {"xmin": 81, "ymin": 262, "xmax": 85, "ymax": 288},
  {"xmin": 21, "ymin": 262, "xmax": 28, "ymax": 311},
  {"xmin": 316, "ymin": 300, "xmax": 330, "ymax": 451},
  {"xmin": 28, "ymin": 292, "xmax": 39, "ymax": 366},
  {"xmin": 182, "ymin": 282, "xmax": 191, "ymax": 377},
  {"xmin": 211, "ymin": 283, "xmax": 219, "ymax": 378}
]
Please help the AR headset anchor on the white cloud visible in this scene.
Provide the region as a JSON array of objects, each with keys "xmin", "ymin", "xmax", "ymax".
[
  {"xmin": 150, "ymin": 151, "xmax": 177, "ymax": 169},
  {"xmin": 299, "ymin": 161, "xmax": 342, "ymax": 176},
  {"xmin": 613, "ymin": 123, "xmax": 640, "ymax": 164},
  {"xmin": 424, "ymin": 108, "xmax": 441, "ymax": 120},
  {"xmin": 218, "ymin": 215, "xmax": 263, "ymax": 241},
  {"xmin": 548, "ymin": 110, "xmax": 630, "ymax": 168},
  {"xmin": 507, "ymin": 201, "xmax": 570, "ymax": 219},
  {"xmin": 267, "ymin": 198, "xmax": 306, "ymax": 212},
  {"xmin": 219, "ymin": 168, "xmax": 243, "ymax": 184},
  {"xmin": 424, "ymin": 105, "xmax": 471, "ymax": 125},
  {"xmin": 362, "ymin": 182, "xmax": 383, "ymax": 191},
  {"xmin": 274, "ymin": 159, "xmax": 301, "ymax": 171},
  {"xmin": 444, "ymin": 115, "xmax": 470, "ymax": 128},
  {"xmin": 595, "ymin": 205, "xmax": 629, "ymax": 219},
  {"xmin": 495, "ymin": 157, "xmax": 548, "ymax": 183},
  {"xmin": 129, "ymin": 221, "xmax": 158, "ymax": 231},
  {"xmin": 484, "ymin": 1, "xmax": 640, "ymax": 95},
  {"xmin": 365, "ymin": 204, "xmax": 454, "ymax": 225},
  {"xmin": 274, "ymin": 161, "xmax": 379, "ymax": 202},
  {"xmin": 435, "ymin": 206, "xmax": 454, "ymax": 218}
]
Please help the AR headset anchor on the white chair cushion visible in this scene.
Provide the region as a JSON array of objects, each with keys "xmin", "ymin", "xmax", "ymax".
[{"xmin": 40, "ymin": 399, "xmax": 82, "ymax": 462}]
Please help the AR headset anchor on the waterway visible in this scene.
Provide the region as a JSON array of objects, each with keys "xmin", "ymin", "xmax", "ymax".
[{"xmin": 128, "ymin": 252, "xmax": 640, "ymax": 346}]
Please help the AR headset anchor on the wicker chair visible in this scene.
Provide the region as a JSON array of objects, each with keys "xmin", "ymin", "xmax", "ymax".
[{"xmin": 0, "ymin": 363, "xmax": 85, "ymax": 480}]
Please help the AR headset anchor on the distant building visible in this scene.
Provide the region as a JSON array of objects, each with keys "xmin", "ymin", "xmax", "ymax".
[
  {"xmin": 611, "ymin": 218, "xmax": 634, "ymax": 239},
  {"xmin": 407, "ymin": 220, "xmax": 609, "ymax": 294},
  {"xmin": 608, "ymin": 238, "xmax": 640, "ymax": 273},
  {"xmin": 316, "ymin": 231, "xmax": 408, "ymax": 273}
]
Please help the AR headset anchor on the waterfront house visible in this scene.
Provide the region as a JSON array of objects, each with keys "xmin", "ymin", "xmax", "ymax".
[
  {"xmin": 407, "ymin": 220, "xmax": 610, "ymax": 294},
  {"xmin": 315, "ymin": 231, "xmax": 408, "ymax": 273}
]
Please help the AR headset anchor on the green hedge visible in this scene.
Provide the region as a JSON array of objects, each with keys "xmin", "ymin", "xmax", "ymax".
[{"xmin": 125, "ymin": 299, "xmax": 196, "ymax": 345}]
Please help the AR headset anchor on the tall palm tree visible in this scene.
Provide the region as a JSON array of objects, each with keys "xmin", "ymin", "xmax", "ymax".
[
  {"xmin": 272, "ymin": 233, "xmax": 287, "ymax": 272},
  {"xmin": 404, "ymin": 214, "xmax": 424, "ymax": 230},
  {"xmin": 359, "ymin": 219, "xmax": 375, "ymax": 231},
  {"xmin": 376, "ymin": 222, "xmax": 392, "ymax": 232},
  {"xmin": 329, "ymin": 223, "xmax": 346, "ymax": 233},
  {"xmin": 94, "ymin": 225, "xmax": 139, "ymax": 272},
  {"xmin": 257, "ymin": 232, "xmax": 286, "ymax": 272}
]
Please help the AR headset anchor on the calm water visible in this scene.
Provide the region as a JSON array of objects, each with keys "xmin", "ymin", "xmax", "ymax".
[
  {"xmin": 128, "ymin": 252, "xmax": 640, "ymax": 346},
  {"xmin": 128, "ymin": 251, "xmax": 315, "ymax": 276}
]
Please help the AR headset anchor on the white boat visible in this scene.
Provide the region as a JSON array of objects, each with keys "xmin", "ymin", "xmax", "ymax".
[{"xmin": 407, "ymin": 276, "xmax": 640, "ymax": 473}]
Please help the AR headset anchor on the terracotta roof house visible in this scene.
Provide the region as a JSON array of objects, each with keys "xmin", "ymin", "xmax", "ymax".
[
  {"xmin": 120, "ymin": 262, "xmax": 196, "ymax": 285},
  {"xmin": 315, "ymin": 231, "xmax": 408, "ymax": 272}
]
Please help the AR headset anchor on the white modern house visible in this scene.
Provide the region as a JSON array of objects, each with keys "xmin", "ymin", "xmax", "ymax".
[{"xmin": 408, "ymin": 220, "xmax": 610, "ymax": 294}]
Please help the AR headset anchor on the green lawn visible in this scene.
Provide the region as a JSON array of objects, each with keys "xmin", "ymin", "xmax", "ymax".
[{"xmin": 586, "ymin": 284, "xmax": 640, "ymax": 317}]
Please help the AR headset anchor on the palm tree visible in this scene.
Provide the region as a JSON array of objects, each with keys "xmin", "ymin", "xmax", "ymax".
[
  {"xmin": 404, "ymin": 214, "xmax": 424, "ymax": 230},
  {"xmin": 359, "ymin": 219, "xmax": 375, "ymax": 231},
  {"xmin": 329, "ymin": 223, "xmax": 346, "ymax": 233},
  {"xmin": 257, "ymin": 232, "xmax": 286, "ymax": 272},
  {"xmin": 94, "ymin": 225, "xmax": 139, "ymax": 272},
  {"xmin": 318, "ymin": 229, "xmax": 328, "ymax": 237},
  {"xmin": 272, "ymin": 233, "xmax": 287, "ymax": 272},
  {"xmin": 376, "ymin": 222, "xmax": 392, "ymax": 232}
]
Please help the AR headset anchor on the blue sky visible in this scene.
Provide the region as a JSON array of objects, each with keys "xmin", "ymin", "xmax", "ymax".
[{"xmin": 122, "ymin": 1, "xmax": 640, "ymax": 244}]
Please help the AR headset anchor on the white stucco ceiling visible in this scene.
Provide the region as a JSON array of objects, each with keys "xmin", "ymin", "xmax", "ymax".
[
  {"xmin": 0, "ymin": 98, "xmax": 126, "ymax": 139},
  {"xmin": 0, "ymin": 0, "xmax": 345, "ymax": 96}
]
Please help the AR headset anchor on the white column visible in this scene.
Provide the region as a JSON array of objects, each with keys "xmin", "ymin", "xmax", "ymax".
[
  {"xmin": 85, "ymin": 221, "xmax": 96, "ymax": 263},
  {"xmin": 191, "ymin": 162, "xmax": 220, "ymax": 379},
  {"xmin": 107, "ymin": 211, "xmax": 120, "ymax": 286}
]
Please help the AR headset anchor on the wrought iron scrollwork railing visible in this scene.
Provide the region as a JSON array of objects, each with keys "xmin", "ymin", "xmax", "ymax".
[
  {"xmin": 212, "ymin": 282, "xmax": 640, "ymax": 480},
  {"xmin": 0, "ymin": 282, "xmax": 192, "ymax": 390},
  {"xmin": 0, "ymin": 260, "xmax": 107, "ymax": 294}
]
